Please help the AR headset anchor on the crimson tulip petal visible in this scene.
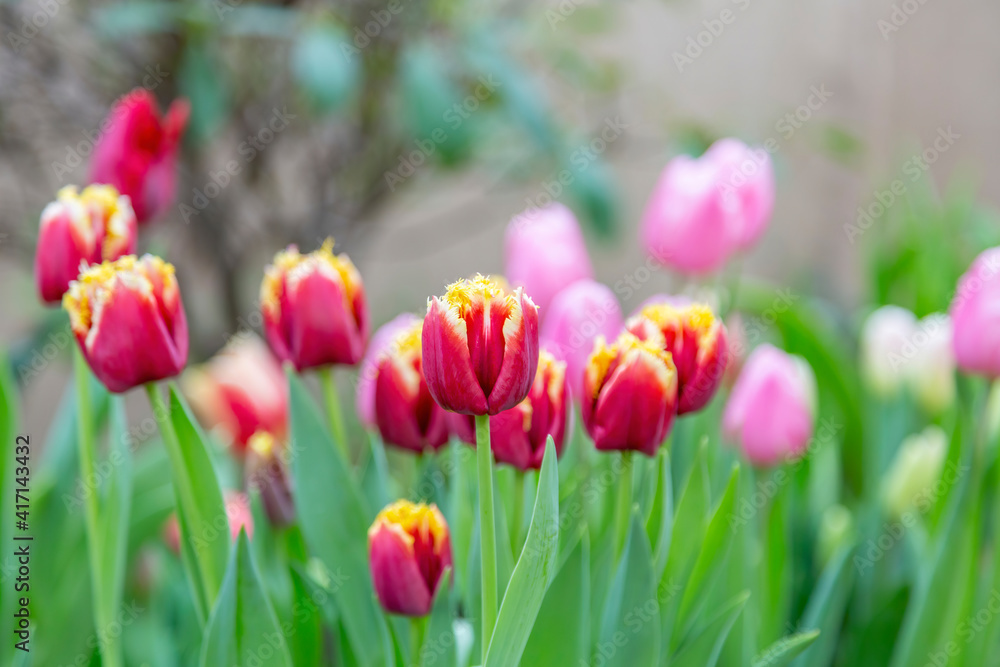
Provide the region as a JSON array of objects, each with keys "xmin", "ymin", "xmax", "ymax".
[
  {"xmin": 369, "ymin": 523, "xmax": 434, "ymax": 616},
  {"xmin": 486, "ymin": 290, "xmax": 539, "ymax": 414},
  {"xmin": 422, "ymin": 297, "xmax": 488, "ymax": 414}
]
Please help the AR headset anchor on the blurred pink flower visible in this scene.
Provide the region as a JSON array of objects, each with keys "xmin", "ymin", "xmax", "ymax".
[
  {"xmin": 950, "ymin": 247, "xmax": 1000, "ymax": 377},
  {"xmin": 640, "ymin": 138, "xmax": 774, "ymax": 274},
  {"xmin": 540, "ymin": 279, "xmax": 623, "ymax": 398},
  {"xmin": 356, "ymin": 313, "xmax": 421, "ymax": 429},
  {"xmin": 723, "ymin": 344, "xmax": 816, "ymax": 467},
  {"xmin": 89, "ymin": 89, "xmax": 189, "ymax": 225},
  {"xmin": 504, "ymin": 203, "xmax": 594, "ymax": 321}
]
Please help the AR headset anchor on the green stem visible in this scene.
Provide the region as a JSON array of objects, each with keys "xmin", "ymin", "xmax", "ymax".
[
  {"xmin": 74, "ymin": 349, "xmax": 122, "ymax": 667},
  {"xmin": 615, "ymin": 451, "xmax": 634, "ymax": 556},
  {"xmin": 511, "ymin": 470, "xmax": 526, "ymax": 551},
  {"xmin": 318, "ymin": 367, "xmax": 350, "ymax": 461},
  {"xmin": 476, "ymin": 414, "xmax": 497, "ymax": 662},
  {"xmin": 144, "ymin": 383, "xmax": 219, "ymax": 611},
  {"xmin": 410, "ymin": 614, "xmax": 428, "ymax": 665}
]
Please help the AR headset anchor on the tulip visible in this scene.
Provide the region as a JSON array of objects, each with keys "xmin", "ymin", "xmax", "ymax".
[
  {"xmin": 63, "ymin": 254, "xmax": 188, "ymax": 393},
  {"xmin": 422, "ymin": 274, "xmax": 539, "ymax": 416},
  {"xmin": 373, "ymin": 320, "xmax": 451, "ymax": 453},
  {"xmin": 540, "ymin": 279, "xmax": 623, "ymax": 399},
  {"xmin": 356, "ymin": 313, "xmax": 421, "ymax": 429},
  {"xmin": 450, "ymin": 349, "xmax": 570, "ymax": 470},
  {"xmin": 503, "ymin": 203, "xmax": 594, "ymax": 319},
  {"xmin": 640, "ymin": 138, "xmax": 774, "ymax": 274},
  {"xmin": 626, "ymin": 296, "xmax": 728, "ymax": 415},
  {"xmin": 723, "ymin": 344, "xmax": 816, "ymax": 467},
  {"xmin": 368, "ymin": 500, "xmax": 453, "ymax": 616},
  {"xmin": 703, "ymin": 138, "xmax": 775, "ymax": 250},
  {"xmin": 881, "ymin": 426, "xmax": 947, "ymax": 519},
  {"xmin": 260, "ymin": 239, "xmax": 369, "ymax": 371},
  {"xmin": 35, "ymin": 185, "xmax": 138, "ymax": 304},
  {"xmin": 860, "ymin": 305, "xmax": 917, "ymax": 398},
  {"xmin": 907, "ymin": 314, "xmax": 955, "ymax": 415},
  {"xmin": 246, "ymin": 431, "xmax": 295, "ymax": 527},
  {"xmin": 581, "ymin": 331, "xmax": 678, "ymax": 456},
  {"xmin": 89, "ymin": 89, "xmax": 189, "ymax": 225},
  {"xmin": 950, "ymin": 247, "xmax": 1000, "ymax": 377},
  {"xmin": 182, "ymin": 335, "xmax": 287, "ymax": 453}
]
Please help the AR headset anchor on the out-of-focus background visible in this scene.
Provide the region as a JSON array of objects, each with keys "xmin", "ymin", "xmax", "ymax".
[{"xmin": 3, "ymin": 0, "xmax": 997, "ymax": 435}]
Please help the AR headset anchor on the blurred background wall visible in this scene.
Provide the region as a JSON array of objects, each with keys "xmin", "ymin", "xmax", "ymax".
[{"xmin": 2, "ymin": 0, "xmax": 996, "ymax": 435}]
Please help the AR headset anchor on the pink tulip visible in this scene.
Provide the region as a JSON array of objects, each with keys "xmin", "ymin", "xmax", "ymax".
[
  {"xmin": 640, "ymin": 138, "xmax": 774, "ymax": 274},
  {"xmin": 182, "ymin": 335, "xmax": 287, "ymax": 454},
  {"xmin": 723, "ymin": 344, "xmax": 816, "ymax": 467},
  {"xmin": 356, "ymin": 313, "xmax": 421, "ymax": 429},
  {"xmin": 540, "ymin": 279, "xmax": 624, "ymax": 398},
  {"xmin": 504, "ymin": 203, "xmax": 594, "ymax": 320},
  {"xmin": 704, "ymin": 138, "xmax": 775, "ymax": 250},
  {"xmin": 950, "ymin": 247, "xmax": 1000, "ymax": 377},
  {"xmin": 89, "ymin": 89, "xmax": 189, "ymax": 225}
]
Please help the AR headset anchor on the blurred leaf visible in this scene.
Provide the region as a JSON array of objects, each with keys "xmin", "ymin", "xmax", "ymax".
[
  {"xmin": 287, "ymin": 370, "xmax": 391, "ymax": 667},
  {"xmin": 419, "ymin": 568, "xmax": 456, "ymax": 667},
  {"xmin": 523, "ymin": 531, "xmax": 590, "ymax": 666},
  {"xmin": 753, "ymin": 630, "xmax": 821, "ymax": 667},
  {"xmin": 179, "ymin": 40, "xmax": 230, "ymax": 143},
  {"xmin": 221, "ymin": 6, "xmax": 298, "ymax": 38},
  {"xmin": 567, "ymin": 155, "xmax": 619, "ymax": 239},
  {"xmin": 287, "ymin": 567, "xmax": 323, "ymax": 666},
  {"xmin": 484, "ymin": 439, "xmax": 560, "ymax": 666},
  {"xmin": 200, "ymin": 532, "xmax": 293, "ymax": 666},
  {"xmin": 92, "ymin": 1, "xmax": 187, "ymax": 36},
  {"xmin": 671, "ymin": 591, "xmax": 749, "ymax": 667},
  {"xmin": 165, "ymin": 385, "xmax": 230, "ymax": 620},
  {"xmin": 399, "ymin": 42, "xmax": 475, "ymax": 165},
  {"xmin": 597, "ymin": 511, "xmax": 660, "ymax": 666},
  {"xmin": 790, "ymin": 547, "xmax": 855, "ymax": 667},
  {"xmin": 291, "ymin": 25, "xmax": 360, "ymax": 113},
  {"xmin": 675, "ymin": 465, "xmax": 739, "ymax": 642},
  {"xmin": 645, "ymin": 450, "xmax": 673, "ymax": 580}
]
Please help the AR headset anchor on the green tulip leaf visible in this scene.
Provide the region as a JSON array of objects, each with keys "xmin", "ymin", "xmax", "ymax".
[
  {"xmin": 752, "ymin": 630, "xmax": 821, "ymax": 667},
  {"xmin": 523, "ymin": 531, "xmax": 590, "ymax": 666}
]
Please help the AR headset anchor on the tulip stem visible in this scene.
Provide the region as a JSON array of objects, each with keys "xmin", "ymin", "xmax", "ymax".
[
  {"xmin": 318, "ymin": 367, "xmax": 350, "ymax": 462},
  {"xmin": 616, "ymin": 451, "xmax": 634, "ymax": 556},
  {"xmin": 410, "ymin": 615, "xmax": 428, "ymax": 664},
  {"xmin": 74, "ymin": 348, "xmax": 122, "ymax": 667},
  {"xmin": 476, "ymin": 414, "xmax": 498, "ymax": 661},
  {"xmin": 512, "ymin": 471, "xmax": 526, "ymax": 551}
]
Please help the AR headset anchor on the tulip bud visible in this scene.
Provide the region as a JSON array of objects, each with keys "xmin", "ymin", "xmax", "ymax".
[
  {"xmin": 503, "ymin": 203, "xmax": 594, "ymax": 320},
  {"xmin": 703, "ymin": 138, "xmax": 775, "ymax": 250},
  {"xmin": 540, "ymin": 279, "xmax": 624, "ymax": 399},
  {"xmin": 950, "ymin": 247, "xmax": 1000, "ymax": 377},
  {"xmin": 63, "ymin": 254, "xmax": 188, "ymax": 393},
  {"xmin": 368, "ymin": 500, "xmax": 453, "ymax": 616},
  {"xmin": 246, "ymin": 431, "xmax": 295, "ymax": 527},
  {"xmin": 182, "ymin": 335, "xmax": 287, "ymax": 454},
  {"xmin": 626, "ymin": 297, "xmax": 728, "ymax": 415},
  {"xmin": 817, "ymin": 504, "xmax": 853, "ymax": 567},
  {"xmin": 89, "ymin": 89, "xmax": 189, "ymax": 225},
  {"xmin": 723, "ymin": 344, "xmax": 816, "ymax": 467},
  {"xmin": 422, "ymin": 275, "xmax": 539, "ymax": 415},
  {"xmin": 35, "ymin": 185, "xmax": 138, "ymax": 304},
  {"xmin": 356, "ymin": 313, "xmax": 421, "ymax": 429},
  {"xmin": 373, "ymin": 321, "xmax": 450, "ymax": 453},
  {"xmin": 260, "ymin": 239, "xmax": 369, "ymax": 372},
  {"xmin": 860, "ymin": 305, "xmax": 917, "ymax": 398},
  {"xmin": 450, "ymin": 349, "xmax": 570, "ymax": 470},
  {"xmin": 581, "ymin": 331, "xmax": 678, "ymax": 456},
  {"xmin": 907, "ymin": 314, "xmax": 955, "ymax": 415},
  {"xmin": 881, "ymin": 426, "xmax": 947, "ymax": 519}
]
